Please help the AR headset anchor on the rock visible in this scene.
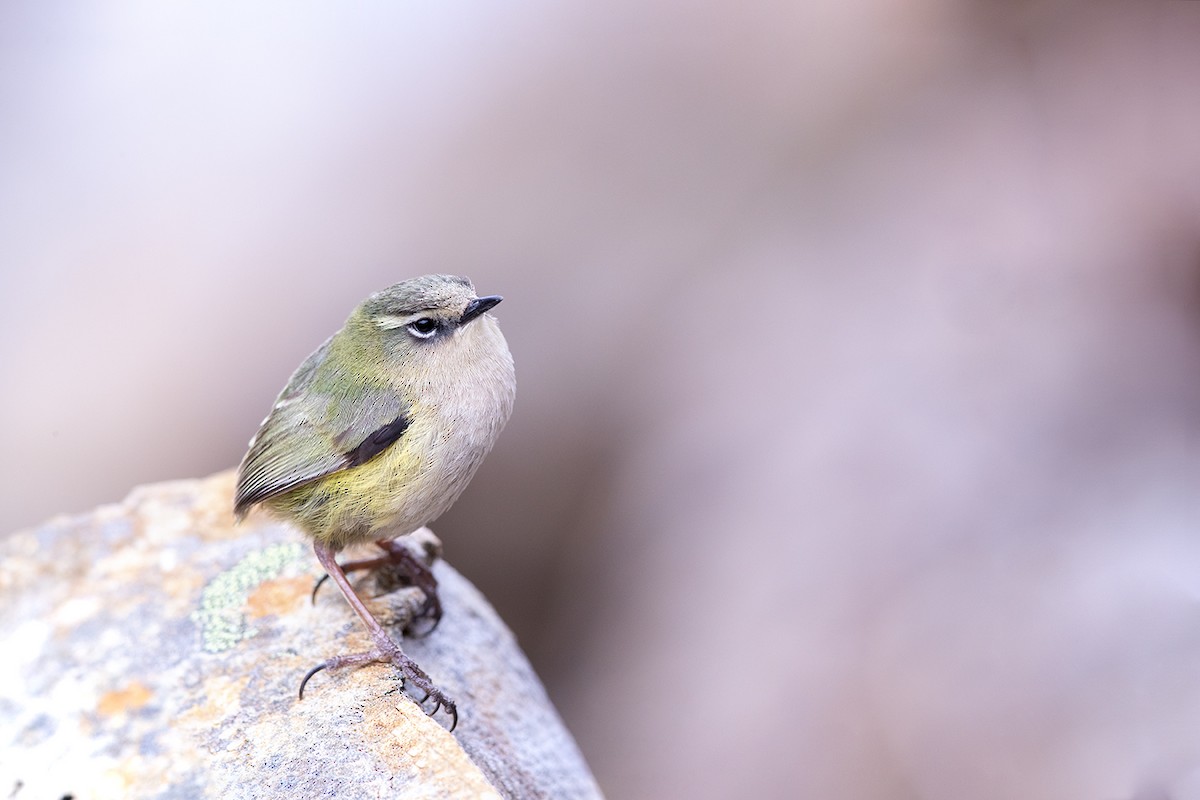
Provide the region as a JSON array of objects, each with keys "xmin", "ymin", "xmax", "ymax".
[{"xmin": 0, "ymin": 472, "xmax": 603, "ymax": 800}]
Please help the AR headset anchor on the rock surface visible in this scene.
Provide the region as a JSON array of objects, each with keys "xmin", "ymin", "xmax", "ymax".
[{"xmin": 0, "ymin": 472, "xmax": 602, "ymax": 800}]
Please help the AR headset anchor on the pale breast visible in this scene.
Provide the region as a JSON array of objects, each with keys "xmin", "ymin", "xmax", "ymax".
[{"xmin": 369, "ymin": 314, "xmax": 516, "ymax": 537}]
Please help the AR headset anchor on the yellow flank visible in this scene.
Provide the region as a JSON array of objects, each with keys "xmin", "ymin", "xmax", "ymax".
[{"xmin": 265, "ymin": 410, "xmax": 439, "ymax": 549}]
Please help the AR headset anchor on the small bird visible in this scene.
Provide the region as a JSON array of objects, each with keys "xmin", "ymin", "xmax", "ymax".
[{"xmin": 233, "ymin": 274, "xmax": 516, "ymax": 730}]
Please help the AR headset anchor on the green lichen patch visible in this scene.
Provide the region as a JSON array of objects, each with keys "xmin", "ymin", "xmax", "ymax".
[{"xmin": 192, "ymin": 543, "xmax": 307, "ymax": 652}]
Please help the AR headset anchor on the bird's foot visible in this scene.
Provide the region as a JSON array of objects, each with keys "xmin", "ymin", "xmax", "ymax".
[
  {"xmin": 374, "ymin": 538, "xmax": 442, "ymax": 634},
  {"xmin": 311, "ymin": 536, "xmax": 443, "ymax": 635},
  {"xmin": 298, "ymin": 637, "xmax": 458, "ymax": 731}
]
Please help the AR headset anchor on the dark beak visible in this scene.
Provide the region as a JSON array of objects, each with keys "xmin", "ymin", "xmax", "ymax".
[{"xmin": 460, "ymin": 295, "xmax": 503, "ymax": 324}]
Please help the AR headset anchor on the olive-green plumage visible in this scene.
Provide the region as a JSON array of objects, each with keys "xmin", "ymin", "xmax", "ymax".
[{"xmin": 234, "ymin": 274, "xmax": 516, "ymax": 550}]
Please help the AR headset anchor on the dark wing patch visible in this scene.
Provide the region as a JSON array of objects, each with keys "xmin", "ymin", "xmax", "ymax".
[
  {"xmin": 233, "ymin": 335, "xmax": 412, "ymax": 518},
  {"xmin": 343, "ymin": 414, "xmax": 410, "ymax": 467}
]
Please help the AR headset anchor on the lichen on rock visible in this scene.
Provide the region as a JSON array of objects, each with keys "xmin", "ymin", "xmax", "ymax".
[{"xmin": 0, "ymin": 471, "xmax": 602, "ymax": 800}]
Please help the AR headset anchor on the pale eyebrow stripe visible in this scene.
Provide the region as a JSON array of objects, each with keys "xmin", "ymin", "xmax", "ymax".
[{"xmin": 374, "ymin": 312, "xmax": 430, "ymax": 330}]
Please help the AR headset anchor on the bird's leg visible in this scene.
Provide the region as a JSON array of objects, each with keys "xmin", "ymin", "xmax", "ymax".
[
  {"xmin": 311, "ymin": 537, "xmax": 443, "ymax": 635},
  {"xmin": 301, "ymin": 541, "xmax": 457, "ymax": 731}
]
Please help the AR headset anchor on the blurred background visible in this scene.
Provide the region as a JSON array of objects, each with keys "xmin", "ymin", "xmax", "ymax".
[{"xmin": 4, "ymin": 2, "xmax": 1200, "ymax": 797}]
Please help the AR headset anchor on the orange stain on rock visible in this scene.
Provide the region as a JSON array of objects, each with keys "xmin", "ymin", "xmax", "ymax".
[
  {"xmin": 178, "ymin": 675, "xmax": 248, "ymax": 728},
  {"xmin": 97, "ymin": 681, "xmax": 154, "ymax": 716},
  {"xmin": 245, "ymin": 576, "xmax": 310, "ymax": 619}
]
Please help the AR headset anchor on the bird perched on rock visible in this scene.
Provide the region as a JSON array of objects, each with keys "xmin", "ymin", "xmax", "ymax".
[{"xmin": 234, "ymin": 274, "xmax": 516, "ymax": 730}]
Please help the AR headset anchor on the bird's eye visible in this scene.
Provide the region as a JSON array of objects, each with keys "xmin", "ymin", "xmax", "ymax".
[{"xmin": 407, "ymin": 318, "xmax": 439, "ymax": 338}]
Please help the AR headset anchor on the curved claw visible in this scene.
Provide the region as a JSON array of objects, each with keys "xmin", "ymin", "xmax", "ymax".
[
  {"xmin": 311, "ymin": 573, "xmax": 331, "ymax": 605},
  {"xmin": 404, "ymin": 600, "xmax": 443, "ymax": 638},
  {"xmin": 298, "ymin": 662, "xmax": 328, "ymax": 700},
  {"xmin": 416, "ymin": 692, "xmax": 457, "ymax": 732}
]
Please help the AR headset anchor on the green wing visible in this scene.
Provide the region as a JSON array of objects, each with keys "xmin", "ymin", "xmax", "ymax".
[{"xmin": 233, "ymin": 337, "xmax": 410, "ymax": 517}]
